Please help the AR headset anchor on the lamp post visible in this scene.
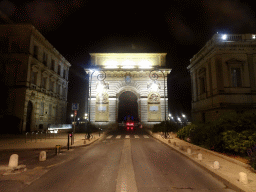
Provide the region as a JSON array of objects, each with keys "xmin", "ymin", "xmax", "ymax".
[
  {"xmin": 70, "ymin": 114, "xmax": 74, "ymax": 124},
  {"xmin": 88, "ymin": 70, "xmax": 96, "ymax": 123},
  {"xmin": 182, "ymin": 114, "xmax": 187, "ymax": 126},
  {"xmin": 88, "ymin": 69, "xmax": 106, "ymax": 123}
]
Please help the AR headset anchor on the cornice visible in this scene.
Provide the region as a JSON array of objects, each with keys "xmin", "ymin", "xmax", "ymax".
[{"xmin": 189, "ymin": 34, "xmax": 256, "ymax": 70}]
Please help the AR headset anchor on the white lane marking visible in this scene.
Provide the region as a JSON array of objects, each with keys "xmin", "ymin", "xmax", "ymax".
[
  {"xmin": 115, "ymin": 139, "xmax": 138, "ymax": 192},
  {"xmin": 106, "ymin": 135, "xmax": 113, "ymax": 139},
  {"xmin": 134, "ymin": 135, "xmax": 139, "ymax": 138},
  {"xmin": 143, "ymin": 135, "xmax": 149, "ymax": 138},
  {"xmin": 116, "ymin": 135, "xmax": 121, "ymax": 139},
  {"xmin": 125, "ymin": 135, "xmax": 130, "ymax": 139}
]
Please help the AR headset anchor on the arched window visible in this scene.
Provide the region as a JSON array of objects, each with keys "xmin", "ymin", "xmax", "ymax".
[
  {"xmin": 226, "ymin": 59, "xmax": 244, "ymax": 88},
  {"xmin": 198, "ymin": 68, "xmax": 206, "ymax": 95}
]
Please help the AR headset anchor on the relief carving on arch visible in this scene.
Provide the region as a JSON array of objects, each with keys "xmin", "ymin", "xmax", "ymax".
[
  {"xmin": 148, "ymin": 92, "xmax": 160, "ymax": 103},
  {"xmin": 96, "ymin": 92, "xmax": 109, "ymax": 104}
]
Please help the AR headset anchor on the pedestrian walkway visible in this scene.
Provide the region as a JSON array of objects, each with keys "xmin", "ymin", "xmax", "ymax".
[
  {"xmin": 0, "ymin": 132, "xmax": 103, "ymax": 151},
  {"xmin": 105, "ymin": 135, "xmax": 149, "ymax": 139},
  {"xmin": 147, "ymin": 130, "xmax": 256, "ymax": 192}
]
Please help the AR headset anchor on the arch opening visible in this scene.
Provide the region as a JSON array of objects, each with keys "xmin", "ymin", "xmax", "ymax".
[{"xmin": 118, "ymin": 91, "xmax": 138, "ymax": 122}]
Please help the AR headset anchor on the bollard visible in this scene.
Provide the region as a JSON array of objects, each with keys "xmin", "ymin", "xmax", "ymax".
[
  {"xmin": 39, "ymin": 151, "xmax": 46, "ymax": 161},
  {"xmin": 71, "ymin": 132, "xmax": 75, "ymax": 145},
  {"xmin": 239, "ymin": 172, "xmax": 248, "ymax": 185},
  {"xmin": 31, "ymin": 132, "xmax": 34, "ymax": 141},
  {"xmin": 35, "ymin": 132, "xmax": 38, "ymax": 143},
  {"xmin": 70, "ymin": 133, "xmax": 73, "ymax": 145},
  {"xmin": 9, "ymin": 154, "xmax": 18, "ymax": 168},
  {"xmin": 84, "ymin": 139, "xmax": 86, "ymax": 144},
  {"xmin": 67, "ymin": 133, "xmax": 70, "ymax": 150},
  {"xmin": 25, "ymin": 132, "xmax": 28, "ymax": 143},
  {"xmin": 213, "ymin": 161, "xmax": 220, "ymax": 169},
  {"xmin": 187, "ymin": 148, "xmax": 191, "ymax": 154},
  {"xmin": 198, "ymin": 153, "xmax": 202, "ymax": 160},
  {"xmin": 56, "ymin": 145, "xmax": 61, "ymax": 155}
]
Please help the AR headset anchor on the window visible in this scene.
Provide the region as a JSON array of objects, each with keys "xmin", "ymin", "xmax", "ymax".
[
  {"xmin": 33, "ymin": 45, "xmax": 38, "ymax": 59},
  {"xmin": 199, "ymin": 77, "xmax": 206, "ymax": 94},
  {"xmin": 31, "ymin": 71, "xmax": 37, "ymax": 85},
  {"xmin": 58, "ymin": 64, "xmax": 61, "ymax": 75},
  {"xmin": 51, "ymin": 59, "xmax": 55, "ymax": 70},
  {"xmin": 41, "ymin": 77, "xmax": 47, "ymax": 89},
  {"xmin": 202, "ymin": 112, "xmax": 206, "ymax": 123},
  {"xmin": 63, "ymin": 69, "xmax": 66, "ymax": 79},
  {"xmin": 198, "ymin": 68, "xmax": 206, "ymax": 95},
  {"xmin": 62, "ymin": 87, "xmax": 66, "ymax": 98},
  {"xmin": 231, "ymin": 68, "xmax": 242, "ymax": 87},
  {"xmin": 49, "ymin": 81, "xmax": 54, "ymax": 92},
  {"xmin": 226, "ymin": 59, "xmax": 243, "ymax": 88},
  {"xmin": 43, "ymin": 52, "xmax": 48, "ymax": 65},
  {"xmin": 56, "ymin": 84, "xmax": 61, "ymax": 95},
  {"xmin": 40, "ymin": 102, "xmax": 44, "ymax": 116}
]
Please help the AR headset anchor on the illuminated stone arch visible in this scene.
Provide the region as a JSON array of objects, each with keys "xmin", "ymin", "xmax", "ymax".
[{"xmin": 86, "ymin": 53, "xmax": 171, "ymax": 128}]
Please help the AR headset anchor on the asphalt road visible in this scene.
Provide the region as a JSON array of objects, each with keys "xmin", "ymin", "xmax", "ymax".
[{"xmin": 20, "ymin": 129, "xmax": 236, "ymax": 192}]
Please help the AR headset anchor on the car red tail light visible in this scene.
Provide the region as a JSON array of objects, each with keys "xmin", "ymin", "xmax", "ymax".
[{"xmin": 131, "ymin": 127, "xmax": 133, "ymax": 130}]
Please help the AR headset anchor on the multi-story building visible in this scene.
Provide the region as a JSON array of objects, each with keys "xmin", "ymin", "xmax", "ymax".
[
  {"xmin": 188, "ymin": 33, "xmax": 256, "ymax": 123},
  {"xmin": 0, "ymin": 24, "xmax": 71, "ymax": 133}
]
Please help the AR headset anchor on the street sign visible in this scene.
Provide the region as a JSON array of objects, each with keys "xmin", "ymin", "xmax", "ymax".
[{"xmin": 72, "ymin": 103, "xmax": 79, "ymax": 110}]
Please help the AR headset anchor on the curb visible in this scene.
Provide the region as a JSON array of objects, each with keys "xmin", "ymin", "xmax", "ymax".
[{"xmin": 146, "ymin": 130, "xmax": 250, "ymax": 192}]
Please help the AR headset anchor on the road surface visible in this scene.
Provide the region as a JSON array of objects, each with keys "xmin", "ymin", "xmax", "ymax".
[{"xmin": 20, "ymin": 129, "xmax": 235, "ymax": 192}]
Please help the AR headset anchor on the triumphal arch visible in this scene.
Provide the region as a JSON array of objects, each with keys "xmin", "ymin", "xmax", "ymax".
[{"xmin": 85, "ymin": 53, "xmax": 171, "ymax": 128}]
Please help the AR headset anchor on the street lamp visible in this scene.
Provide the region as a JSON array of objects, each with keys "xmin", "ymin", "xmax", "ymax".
[
  {"xmin": 182, "ymin": 113, "xmax": 187, "ymax": 126},
  {"xmin": 84, "ymin": 113, "xmax": 88, "ymax": 120},
  {"xmin": 70, "ymin": 114, "xmax": 74, "ymax": 124}
]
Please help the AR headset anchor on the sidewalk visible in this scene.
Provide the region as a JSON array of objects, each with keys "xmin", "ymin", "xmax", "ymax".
[
  {"xmin": 0, "ymin": 132, "xmax": 104, "ymax": 151},
  {"xmin": 0, "ymin": 132, "xmax": 107, "ymax": 191},
  {"xmin": 147, "ymin": 130, "xmax": 256, "ymax": 192}
]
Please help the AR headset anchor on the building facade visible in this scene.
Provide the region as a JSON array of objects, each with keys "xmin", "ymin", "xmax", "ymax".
[
  {"xmin": 188, "ymin": 34, "xmax": 256, "ymax": 123},
  {"xmin": 86, "ymin": 53, "xmax": 171, "ymax": 128},
  {"xmin": 0, "ymin": 24, "xmax": 71, "ymax": 133}
]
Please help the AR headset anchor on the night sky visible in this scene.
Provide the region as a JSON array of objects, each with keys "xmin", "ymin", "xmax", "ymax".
[{"xmin": 1, "ymin": 0, "xmax": 256, "ymax": 121}]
